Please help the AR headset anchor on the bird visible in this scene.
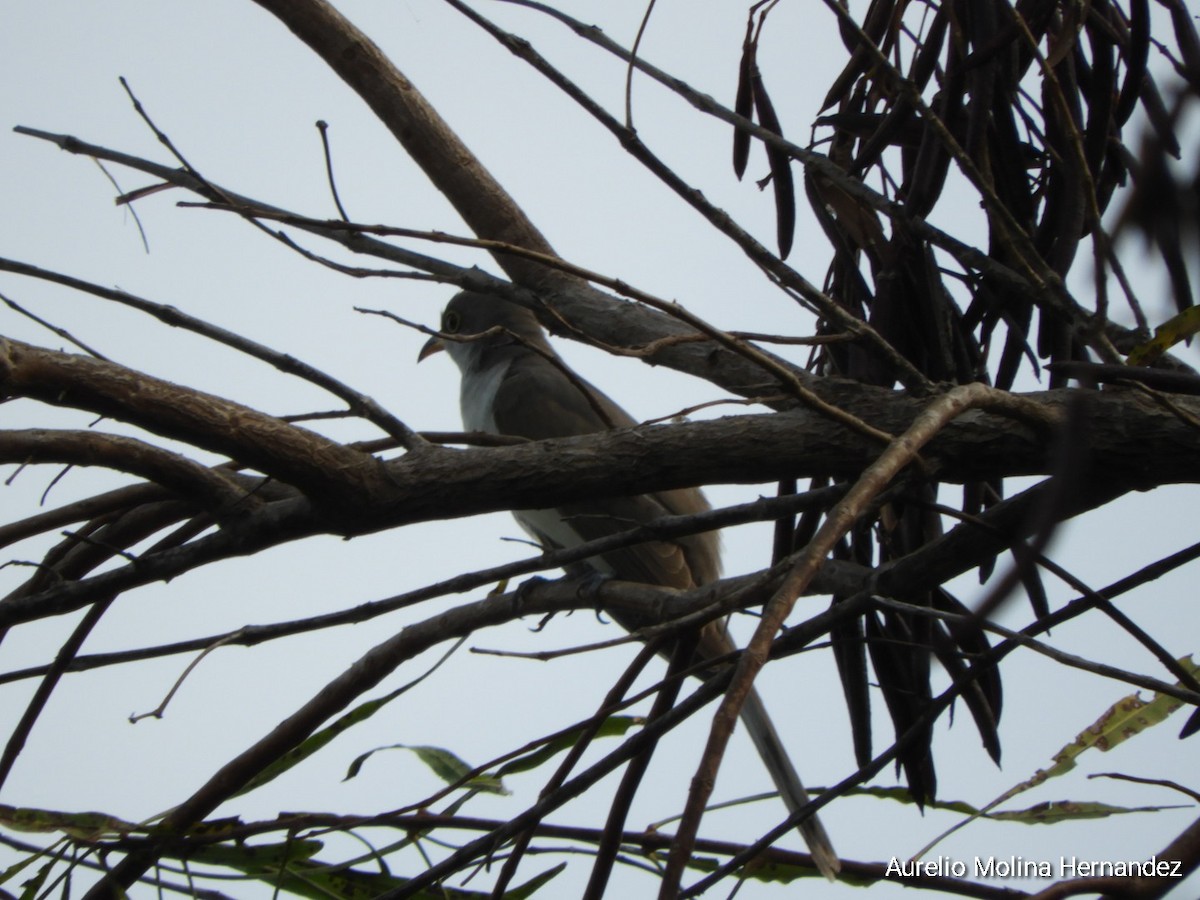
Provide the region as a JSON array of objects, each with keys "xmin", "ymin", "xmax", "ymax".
[{"xmin": 419, "ymin": 290, "xmax": 840, "ymax": 879}]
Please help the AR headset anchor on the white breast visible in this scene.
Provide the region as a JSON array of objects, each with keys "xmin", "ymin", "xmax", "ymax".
[
  {"xmin": 460, "ymin": 358, "xmax": 511, "ymax": 434},
  {"xmin": 459, "ymin": 356, "xmax": 614, "ymax": 572},
  {"xmin": 515, "ymin": 509, "xmax": 616, "ymax": 575}
]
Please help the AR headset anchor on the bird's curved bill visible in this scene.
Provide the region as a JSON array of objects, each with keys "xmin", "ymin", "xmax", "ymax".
[{"xmin": 417, "ymin": 336, "xmax": 445, "ymax": 362}]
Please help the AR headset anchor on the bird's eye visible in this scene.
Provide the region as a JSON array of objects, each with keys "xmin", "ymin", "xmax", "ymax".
[{"xmin": 442, "ymin": 310, "xmax": 461, "ymax": 333}]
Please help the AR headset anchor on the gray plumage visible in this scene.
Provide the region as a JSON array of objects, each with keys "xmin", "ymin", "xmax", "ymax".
[{"xmin": 420, "ymin": 290, "xmax": 839, "ymax": 879}]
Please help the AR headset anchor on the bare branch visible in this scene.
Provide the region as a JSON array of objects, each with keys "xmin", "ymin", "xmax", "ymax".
[
  {"xmin": 0, "ymin": 336, "xmax": 389, "ymax": 503},
  {"xmin": 0, "ymin": 430, "xmax": 252, "ymax": 515}
]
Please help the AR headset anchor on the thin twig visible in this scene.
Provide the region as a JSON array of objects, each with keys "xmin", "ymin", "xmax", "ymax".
[
  {"xmin": 0, "ymin": 290, "xmax": 110, "ymax": 359},
  {"xmin": 0, "ymin": 256, "xmax": 426, "ymax": 450},
  {"xmin": 661, "ymin": 383, "xmax": 1037, "ymax": 894},
  {"xmin": 871, "ymin": 597, "xmax": 1200, "ymax": 706},
  {"xmin": 488, "ymin": 640, "xmax": 665, "ymax": 898},
  {"xmin": 203, "ymin": 202, "xmax": 895, "ymax": 444},
  {"xmin": 315, "ymin": 120, "xmax": 351, "ymax": 221},
  {"xmin": 128, "ymin": 633, "xmax": 245, "ymax": 723},
  {"xmin": 441, "ymin": 0, "xmax": 933, "ymax": 393}
]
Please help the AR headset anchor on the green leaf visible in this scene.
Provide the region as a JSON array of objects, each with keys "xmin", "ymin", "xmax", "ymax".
[
  {"xmin": 684, "ymin": 852, "xmax": 842, "ymax": 885},
  {"xmin": 209, "ymin": 852, "xmax": 563, "ymax": 900},
  {"xmin": 667, "ymin": 782, "xmax": 1179, "ymax": 831},
  {"xmin": 437, "ymin": 744, "xmax": 503, "ymax": 792},
  {"xmin": 0, "ymin": 847, "xmax": 50, "ymax": 889},
  {"xmin": 0, "ymin": 803, "xmax": 139, "ymax": 840},
  {"xmin": 1040, "ymin": 653, "xmax": 1200, "ymax": 783},
  {"xmin": 494, "ymin": 716, "xmax": 642, "ymax": 778},
  {"xmin": 233, "ymin": 637, "xmax": 466, "ymax": 799},
  {"xmin": 15, "ymin": 859, "xmax": 53, "ymax": 900},
  {"xmin": 1127, "ymin": 307, "xmax": 1200, "ymax": 364},
  {"xmin": 241, "ymin": 858, "xmax": 451, "ymax": 900},
  {"xmin": 766, "ymin": 784, "xmax": 1179, "ymax": 822},
  {"xmin": 913, "ymin": 654, "xmax": 1200, "ymax": 857},
  {"xmin": 987, "ymin": 800, "xmax": 1185, "ymax": 824},
  {"xmin": 168, "ymin": 837, "xmax": 324, "ymax": 869},
  {"xmin": 502, "ymin": 862, "xmax": 567, "ymax": 898},
  {"xmin": 346, "ymin": 744, "xmax": 507, "ymax": 795}
]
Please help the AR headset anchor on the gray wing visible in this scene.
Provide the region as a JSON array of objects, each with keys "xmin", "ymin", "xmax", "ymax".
[
  {"xmin": 492, "ymin": 353, "xmax": 720, "ymax": 588},
  {"xmin": 493, "ymin": 353, "xmax": 835, "ymax": 876}
]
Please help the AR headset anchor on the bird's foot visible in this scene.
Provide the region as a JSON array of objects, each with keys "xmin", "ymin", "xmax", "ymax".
[
  {"xmin": 513, "ymin": 573, "xmax": 568, "ymax": 628},
  {"xmin": 511, "ymin": 571, "xmax": 611, "ymax": 626},
  {"xmin": 563, "ymin": 570, "xmax": 613, "ymax": 621}
]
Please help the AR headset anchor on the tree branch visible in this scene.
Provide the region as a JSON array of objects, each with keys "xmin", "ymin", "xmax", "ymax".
[
  {"xmin": 249, "ymin": 0, "xmax": 570, "ymax": 293},
  {"xmin": 0, "ymin": 337, "xmax": 389, "ymax": 505},
  {"xmin": 0, "ymin": 430, "xmax": 251, "ymax": 515}
]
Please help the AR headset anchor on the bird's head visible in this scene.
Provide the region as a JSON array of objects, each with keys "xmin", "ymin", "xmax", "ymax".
[{"xmin": 418, "ymin": 291, "xmax": 549, "ymax": 371}]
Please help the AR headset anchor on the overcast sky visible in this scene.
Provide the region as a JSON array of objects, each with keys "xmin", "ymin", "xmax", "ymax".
[{"xmin": 2, "ymin": 2, "xmax": 1198, "ymax": 898}]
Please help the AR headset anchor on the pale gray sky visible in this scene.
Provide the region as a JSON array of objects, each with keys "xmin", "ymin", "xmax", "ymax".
[{"xmin": 2, "ymin": 2, "xmax": 1198, "ymax": 898}]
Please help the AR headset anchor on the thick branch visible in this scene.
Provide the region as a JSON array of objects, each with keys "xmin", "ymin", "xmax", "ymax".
[
  {"xmin": 0, "ymin": 337, "xmax": 389, "ymax": 506},
  {"xmin": 0, "ymin": 430, "xmax": 250, "ymax": 514},
  {"xmin": 0, "ymin": 257, "xmax": 424, "ymax": 449},
  {"xmin": 83, "ymin": 574, "xmax": 832, "ymax": 899},
  {"xmin": 249, "ymin": 0, "xmax": 569, "ymax": 292},
  {"xmin": 9, "ymin": 130, "xmax": 865, "ymax": 409},
  {"xmin": 2, "ymin": 382, "xmax": 1195, "ymax": 629}
]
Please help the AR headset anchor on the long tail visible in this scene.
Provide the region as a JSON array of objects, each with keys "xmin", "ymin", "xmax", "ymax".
[
  {"xmin": 739, "ymin": 685, "xmax": 840, "ymax": 880},
  {"xmin": 701, "ymin": 623, "xmax": 840, "ymax": 881}
]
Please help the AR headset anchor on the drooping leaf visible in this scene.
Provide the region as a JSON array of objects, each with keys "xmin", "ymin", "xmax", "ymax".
[
  {"xmin": 913, "ymin": 654, "xmax": 1200, "ymax": 858},
  {"xmin": 494, "ymin": 715, "xmax": 642, "ymax": 778},
  {"xmin": 234, "ymin": 637, "xmax": 466, "ymax": 799},
  {"xmin": 1041, "ymin": 653, "xmax": 1200, "ymax": 780},
  {"xmin": 503, "ymin": 862, "xmax": 567, "ymax": 899},
  {"xmin": 173, "ymin": 837, "xmax": 324, "ymax": 870},
  {"xmin": 3, "ymin": 851, "xmax": 53, "ymax": 893},
  {"xmin": 345, "ymin": 744, "xmax": 507, "ymax": 796},
  {"xmin": 227, "ymin": 853, "xmax": 564, "ymax": 900},
  {"xmin": 1114, "ymin": 0, "xmax": 1150, "ymax": 126},
  {"xmin": 15, "ymin": 859, "xmax": 53, "ymax": 900},
  {"xmin": 987, "ymin": 799, "xmax": 1185, "ymax": 824},
  {"xmin": 1126, "ymin": 306, "xmax": 1200, "ymax": 365},
  {"xmin": 0, "ymin": 803, "xmax": 139, "ymax": 841},
  {"xmin": 750, "ymin": 69, "xmax": 795, "ymax": 259},
  {"xmin": 732, "ymin": 15, "xmax": 756, "ymax": 180}
]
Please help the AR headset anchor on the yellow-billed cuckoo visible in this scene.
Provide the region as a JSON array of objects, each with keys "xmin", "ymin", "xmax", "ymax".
[{"xmin": 419, "ymin": 290, "xmax": 839, "ymax": 879}]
